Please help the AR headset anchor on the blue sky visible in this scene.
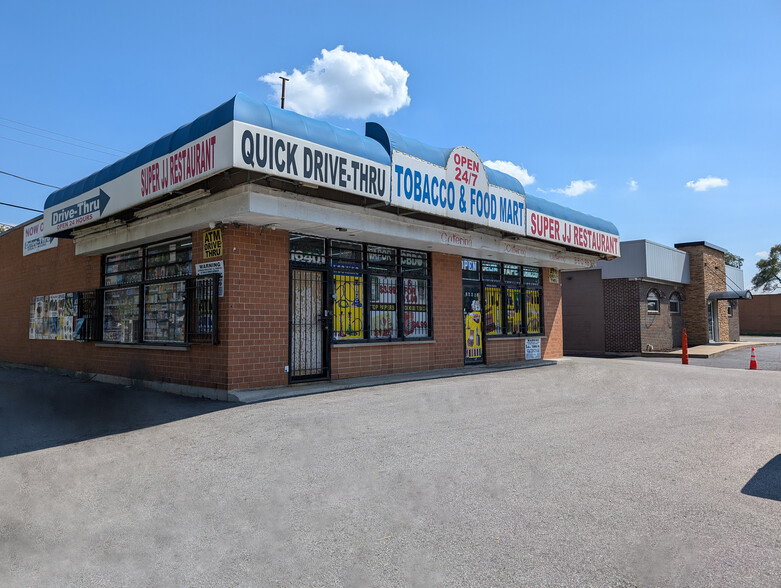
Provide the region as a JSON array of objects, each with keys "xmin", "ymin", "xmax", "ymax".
[{"xmin": 1, "ymin": 0, "xmax": 779, "ymax": 287}]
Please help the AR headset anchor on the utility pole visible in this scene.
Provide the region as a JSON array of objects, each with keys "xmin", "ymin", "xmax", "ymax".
[{"xmin": 279, "ymin": 76, "xmax": 289, "ymax": 109}]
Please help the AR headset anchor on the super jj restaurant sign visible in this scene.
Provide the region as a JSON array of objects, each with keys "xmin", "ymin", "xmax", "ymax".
[{"xmin": 44, "ymin": 123, "xmax": 235, "ymax": 236}]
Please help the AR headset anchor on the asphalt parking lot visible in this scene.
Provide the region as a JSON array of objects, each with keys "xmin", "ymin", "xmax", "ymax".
[{"xmin": 2, "ymin": 358, "xmax": 781, "ymax": 586}]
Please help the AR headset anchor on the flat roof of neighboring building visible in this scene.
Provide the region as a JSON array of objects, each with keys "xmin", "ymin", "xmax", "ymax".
[{"xmin": 674, "ymin": 241, "xmax": 728, "ymax": 254}]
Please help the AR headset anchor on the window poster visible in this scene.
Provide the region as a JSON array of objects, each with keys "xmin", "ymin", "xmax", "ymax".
[
  {"xmin": 463, "ymin": 283, "xmax": 482, "ymax": 361},
  {"xmin": 333, "ymin": 270, "xmax": 363, "ymax": 339},
  {"xmin": 526, "ymin": 289, "xmax": 542, "ymax": 334},
  {"xmin": 484, "ymin": 284, "xmax": 502, "ymax": 335},
  {"xmin": 369, "ymin": 275, "xmax": 396, "ymax": 338},
  {"xmin": 29, "ymin": 292, "xmax": 78, "ymax": 341},
  {"xmin": 506, "ymin": 287, "xmax": 523, "ymax": 335},
  {"xmin": 402, "ymin": 278, "xmax": 428, "ymax": 337}
]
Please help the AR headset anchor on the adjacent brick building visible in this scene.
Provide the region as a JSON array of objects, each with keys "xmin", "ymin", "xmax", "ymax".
[
  {"xmin": 0, "ymin": 94, "xmax": 619, "ymax": 400},
  {"xmin": 739, "ymin": 293, "xmax": 781, "ymax": 335},
  {"xmin": 563, "ymin": 240, "xmax": 748, "ymax": 354}
]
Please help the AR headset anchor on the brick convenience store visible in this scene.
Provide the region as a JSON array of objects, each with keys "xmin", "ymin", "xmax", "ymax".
[{"xmin": 0, "ymin": 94, "xmax": 620, "ymax": 400}]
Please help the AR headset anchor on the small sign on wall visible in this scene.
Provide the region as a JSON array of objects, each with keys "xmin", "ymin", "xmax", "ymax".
[
  {"xmin": 203, "ymin": 228, "xmax": 223, "ymax": 259},
  {"xmin": 549, "ymin": 268, "xmax": 559, "ymax": 284},
  {"xmin": 196, "ymin": 260, "xmax": 225, "ymax": 297},
  {"xmin": 23, "ymin": 220, "xmax": 58, "ymax": 256},
  {"xmin": 525, "ymin": 337, "xmax": 541, "ymax": 360}
]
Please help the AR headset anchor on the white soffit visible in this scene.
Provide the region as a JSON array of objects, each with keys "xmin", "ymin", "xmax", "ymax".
[{"xmin": 75, "ymin": 184, "xmax": 598, "ymax": 270}]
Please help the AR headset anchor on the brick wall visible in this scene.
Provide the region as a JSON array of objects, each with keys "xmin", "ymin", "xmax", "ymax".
[
  {"xmin": 728, "ymin": 302, "xmax": 740, "ymax": 341},
  {"xmin": 638, "ymin": 282, "xmax": 684, "ymax": 352},
  {"xmin": 0, "ymin": 225, "xmax": 230, "ymax": 391},
  {"xmin": 603, "ymin": 278, "xmax": 641, "ymax": 352},
  {"xmin": 739, "ymin": 294, "xmax": 781, "ymax": 335},
  {"xmin": 486, "ymin": 338, "xmax": 526, "ymax": 364}
]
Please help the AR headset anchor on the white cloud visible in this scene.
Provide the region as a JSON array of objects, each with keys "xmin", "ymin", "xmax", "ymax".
[
  {"xmin": 685, "ymin": 176, "xmax": 729, "ymax": 192},
  {"xmin": 756, "ymin": 251, "xmax": 769, "ymax": 258},
  {"xmin": 484, "ymin": 160, "xmax": 535, "ymax": 186},
  {"xmin": 260, "ymin": 46, "xmax": 411, "ymax": 119},
  {"xmin": 552, "ymin": 180, "xmax": 596, "ymax": 197},
  {"xmin": 627, "ymin": 179, "xmax": 638, "ymax": 191}
]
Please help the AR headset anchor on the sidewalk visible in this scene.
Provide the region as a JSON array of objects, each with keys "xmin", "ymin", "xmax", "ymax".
[
  {"xmin": 642, "ymin": 337, "xmax": 779, "ymax": 359},
  {"xmin": 229, "ymin": 359, "xmax": 557, "ymax": 403}
]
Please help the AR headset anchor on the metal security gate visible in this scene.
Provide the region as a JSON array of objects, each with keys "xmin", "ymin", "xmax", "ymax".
[{"xmin": 290, "ymin": 269, "xmax": 328, "ymax": 380}]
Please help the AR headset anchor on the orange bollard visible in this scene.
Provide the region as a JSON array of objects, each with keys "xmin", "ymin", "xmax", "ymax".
[
  {"xmin": 750, "ymin": 347, "xmax": 758, "ymax": 370},
  {"xmin": 681, "ymin": 328, "xmax": 689, "ymax": 365}
]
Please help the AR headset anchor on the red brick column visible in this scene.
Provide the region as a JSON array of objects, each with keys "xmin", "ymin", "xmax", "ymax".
[
  {"xmin": 223, "ymin": 225, "xmax": 289, "ymax": 390},
  {"xmin": 541, "ymin": 268, "xmax": 563, "ymax": 359}
]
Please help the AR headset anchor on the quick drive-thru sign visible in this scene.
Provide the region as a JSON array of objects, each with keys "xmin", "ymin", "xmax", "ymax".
[
  {"xmin": 391, "ymin": 146, "xmax": 526, "ymax": 237},
  {"xmin": 235, "ymin": 122, "xmax": 388, "ymax": 201}
]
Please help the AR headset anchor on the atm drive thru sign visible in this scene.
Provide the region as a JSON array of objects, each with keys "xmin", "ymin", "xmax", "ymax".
[{"xmin": 203, "ymin": 228, "xmax": 223, "ymax": 259}]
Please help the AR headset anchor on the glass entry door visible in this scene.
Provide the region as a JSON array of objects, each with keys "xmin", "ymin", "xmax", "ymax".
[
  {"xmin": 290, "ymin": 269, "xmax": 328, "ymax": 380},
  {"xmin": 707, "ymin": 300, "xmax": 719, "ymax": 342}
]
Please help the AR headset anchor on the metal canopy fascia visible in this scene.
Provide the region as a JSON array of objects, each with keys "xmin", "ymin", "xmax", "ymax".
[{"xmin": 707, "ymin": 290, "xmax": 753, "ymax": 300}]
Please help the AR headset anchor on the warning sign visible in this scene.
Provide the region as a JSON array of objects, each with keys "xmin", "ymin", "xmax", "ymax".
[
  {"xmin": 525, "ymin": 338, "xmax": 541, "ymax": 360},
  {"xmin": 203, "ymin": 228, "xmax": 223, "ymax": 259}
]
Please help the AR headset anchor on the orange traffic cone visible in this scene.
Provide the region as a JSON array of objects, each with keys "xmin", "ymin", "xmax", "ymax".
[{"xmin": 749, "ymin": 347, "xmax": 758, "ymax": 370}]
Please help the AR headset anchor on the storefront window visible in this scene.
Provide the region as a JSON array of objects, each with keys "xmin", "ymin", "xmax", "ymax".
[
  {"xmin": 464, "ymin": 260, "xmax": 543, "ymax": 337},
  {"xmin": 100, "ymin": 237, "xmax": 215, "ymax": 345},
  {"xmin": 401, "ymin": 250, "xmax": 429, "ymax": 338},
  {"xmin": 331, "ymin": 241, "xmax": 364, "ymax": 340},
  {"xmin": 144, "ymin": 282, "xmax": 186, "ymax": 343},
  {"xmin": 482, "ymin": 262, "xmax": 502, "ymax": 335},
  {"xmin": 523, "ymin": 266, "xmax": 543, "ymax": 334},
  {"xmin": 504, "ymin": 264, "xmax": 523, "ymax": 335},
  {"xmin": 292, "ymin": 235, "xmax": 432, "ymax": 342},
  {"xmin": 103, "ymin": 287, "xmax": 140, "ymax": 343},
  {"xmin": 525, "ymin": 289, "xmax": 542, "ymax": 334},
  {"xmin": 368, "ymin": 245, "xmax": 397, "ymax": 339},
  {"xmin": 104, "ymin": 249, "xmax": 143, "ymax": 286}
]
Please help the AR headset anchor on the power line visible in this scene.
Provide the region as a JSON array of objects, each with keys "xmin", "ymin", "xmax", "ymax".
[
  {"xmin": 0, "ymin": 121, "xmax": 128, "ymax": 157},
  {"xmin": 0, "ymin": 201, "xmax": 43, "ymax": 212},
  {"xmin": 0, "ymin": 135, "xmax": 113, "ymax": 164},
  {"xmin": 0, "ymin": 116, "xmax": 128, "ymax": 155},
  {"xmin": 0, "ymin": 170, "xmax": 60, "ymax": 189}
]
